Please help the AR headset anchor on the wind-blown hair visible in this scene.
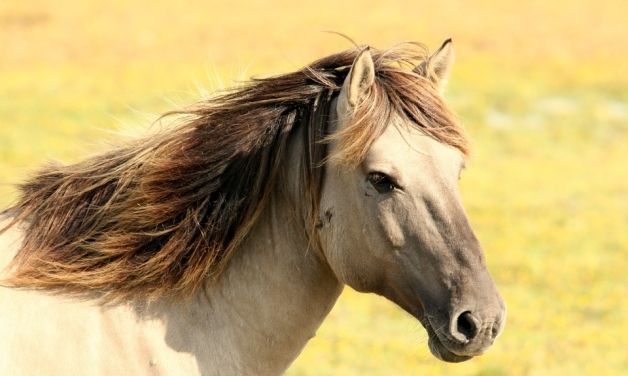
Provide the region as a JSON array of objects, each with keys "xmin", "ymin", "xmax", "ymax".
[{"xmin": 1, "ymin": 43, "xmax": 468, "ymax": 301}]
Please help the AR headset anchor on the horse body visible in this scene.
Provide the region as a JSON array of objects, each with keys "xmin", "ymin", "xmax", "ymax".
[
  {"xmin": 0, "ymin": 124, "xmax": 345, "ymax": 374},
  {"xmin": 0, "ymin": 40, "xmax": 505, "ymax": 375},
  {"xmin": 0, "ymin": 181, "xmax": 342, "ymax": 375}
]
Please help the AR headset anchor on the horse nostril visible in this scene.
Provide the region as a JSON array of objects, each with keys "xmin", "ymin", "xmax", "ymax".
[
  {"xmin": 491, "ymin": 319, "xmax": 502, "ymax": 340},
  {"xmin": 455, "ymin": 311, "xmax": 479, "ymax": 342}
]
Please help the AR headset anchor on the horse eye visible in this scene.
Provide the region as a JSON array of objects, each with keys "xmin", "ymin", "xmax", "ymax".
[{"xmin": 367, "ymin": 172, "xmax": 398, "ymax": 194}]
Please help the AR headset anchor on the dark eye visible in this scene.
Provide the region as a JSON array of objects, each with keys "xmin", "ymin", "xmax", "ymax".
[{"xmin": 367, "ymin": 172, "xmax": 398, "ymax": 194}]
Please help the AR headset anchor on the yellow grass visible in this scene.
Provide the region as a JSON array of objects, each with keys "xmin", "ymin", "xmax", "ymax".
[{"xmin": 1, "ymin": 1, "xmax": 626, "ymax": 375}]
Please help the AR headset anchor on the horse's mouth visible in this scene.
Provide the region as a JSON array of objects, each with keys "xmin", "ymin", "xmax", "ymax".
[
  {"xmin": 427, "ymin": 334, "xmax": 473, "ymax": 363},
  {"xmin": 421, "ymin": 318, "xmax": 473, "ymax": 363}
]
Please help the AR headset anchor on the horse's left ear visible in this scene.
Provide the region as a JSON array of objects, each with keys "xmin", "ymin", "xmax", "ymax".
[
  {"xmin": 337, "ymin": 47, "xmax": 376, "ymax": 116},
  {"xmin": 414, "ymin": 38, "xmax": 455, "ymax": 92}
]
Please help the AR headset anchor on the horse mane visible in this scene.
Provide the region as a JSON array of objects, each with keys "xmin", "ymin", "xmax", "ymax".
[{"xmin": 1, "ymin": 43, "xmax": 468, "ymax": 301}]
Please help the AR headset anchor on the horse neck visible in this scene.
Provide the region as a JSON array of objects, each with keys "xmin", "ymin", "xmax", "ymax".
[{"xmin": 148, "ymin": 133, "xmax": 343, "ymax": 375}]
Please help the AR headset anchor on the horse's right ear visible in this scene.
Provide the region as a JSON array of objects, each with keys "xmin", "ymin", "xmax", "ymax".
[
  {"xmin": 414, "ymin": 38, "xmax": 455, "ymax": 92},
  {"xmin": 337, "ymin": 48, "xmax": 375, "ymax": 116}
]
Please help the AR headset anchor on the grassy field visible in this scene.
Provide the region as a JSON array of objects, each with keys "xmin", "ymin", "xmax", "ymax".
[{"xmin": 1, "ymin": 1, "xmax": 626, "ymax": 375}]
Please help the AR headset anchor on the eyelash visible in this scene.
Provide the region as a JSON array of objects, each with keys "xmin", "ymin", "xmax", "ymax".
[{"xmin": 367, "ymin": 172, "xmax": 400, "ymax": 194}]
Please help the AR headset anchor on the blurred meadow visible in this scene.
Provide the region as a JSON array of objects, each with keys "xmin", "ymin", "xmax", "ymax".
[{"xmin": 1, "ymin": 0, "xmax": 626, "ymax": 375}]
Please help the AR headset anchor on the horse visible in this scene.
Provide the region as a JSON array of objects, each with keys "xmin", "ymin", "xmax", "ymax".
[{"xmin": 0, "ymin": 39, "xmax": 505, "ymax": 375}]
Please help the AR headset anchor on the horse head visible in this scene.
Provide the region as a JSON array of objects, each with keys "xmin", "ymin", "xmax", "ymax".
[{"xmin": 318, "ymin": 40, "xmax": 506, "ymax": 362}]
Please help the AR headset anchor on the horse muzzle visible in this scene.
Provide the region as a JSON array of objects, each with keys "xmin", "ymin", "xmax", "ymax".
[{"xmin": 423, "ymin": 305, "xmax": 506, "ymax": 362}]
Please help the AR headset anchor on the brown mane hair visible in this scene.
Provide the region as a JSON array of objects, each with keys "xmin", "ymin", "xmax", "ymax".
[{"xmin": 1, "ymin": 43, "xmax": 468, "ymax": 301}]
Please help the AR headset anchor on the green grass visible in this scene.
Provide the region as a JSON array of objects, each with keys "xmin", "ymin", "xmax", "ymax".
[{"xmin": 1, "ymin": 1, "xmax": 627, "ymax": 375}]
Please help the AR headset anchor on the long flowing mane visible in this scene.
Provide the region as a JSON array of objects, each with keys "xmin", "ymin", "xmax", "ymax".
[{"xmin": 1, "ymin": 43, "xmax": 468, "ymax": 301}]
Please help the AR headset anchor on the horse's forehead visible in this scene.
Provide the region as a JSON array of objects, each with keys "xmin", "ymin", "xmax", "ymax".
[{"xmin": 366, "ymin": 122, "xmax": 463, "ymax": 176}]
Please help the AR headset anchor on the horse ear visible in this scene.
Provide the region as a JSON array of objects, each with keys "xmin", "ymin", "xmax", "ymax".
[
  {"xmin": 338, "ymin": 48, "xmax": 375, "ymax": 115},
  {"xmin": 414, "ymin": 38, "xmax": 455, "ymax": 92}
]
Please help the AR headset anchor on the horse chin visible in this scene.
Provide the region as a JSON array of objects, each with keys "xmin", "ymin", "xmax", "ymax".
[{"xmin": 427, "ymin": 335, "xmax": 473, "ymax": 363}]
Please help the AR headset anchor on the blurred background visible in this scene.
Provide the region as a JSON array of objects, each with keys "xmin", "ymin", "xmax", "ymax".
[{"xmin": 1, "ymin": 1, "xmax": 626, "ymax": 375}]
